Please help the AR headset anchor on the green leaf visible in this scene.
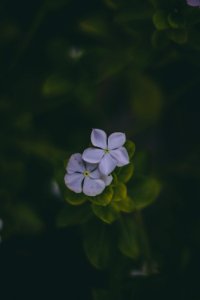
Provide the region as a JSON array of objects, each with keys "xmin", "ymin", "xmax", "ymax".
[
  {"xmin": 130, "ymin": 75, "xmax": 163, "ymax": 125},
  {"xmin": 153, "ymin": 10, "xmax": 170, "ymax": 31},
  {"xmin": 124, "ymin": 140, "xmax": 136, "ymax": 159},
  {"xmin": 130, "ymin": 177, "xmax": 161, "ymax": 210},
  {"xmin": 42, "ymin": 74, "xmax": 70, "ymax": 97},
  {"xmin": 112, "ymin": 196, "xmax": 135, "ymax": 213},
  {"xmin": 89, "ymin": 186, "xmax": 113, "ymax": 206},
  {"xmin": 92, "ymin": 289, "xmax": 110, "ymax": 300},
  {"xmin": 118, "ymin": 216, "xmax": 140, "ymax": 259},
  {"xmin": 167, "ymin": 12, "xmax": 185, "ymax": 29},
  {"xmin": 117, "ymin": 163, "xmax": 134, "ymax": 183},
  {"xmin": 79, "ymin": 17, "xmax": 109, "ymax": 37},
  {"xmin": 112, "ymin": 183, "xmax": 127, "ymax": 202},
  {"xmin": 83, "ymin": 220, "xmax": 112, "ymax": 269},
  {"xmin": 4, "ymin": 203, "xmax": 44, "ymax": 237},
  {"xmin": 65, "ymin": 189, "xmax": 87, "ymax": 206},
  {"xmin": 56, "ymin": 203, "xmax": 92, "ymax": 228},
  {"xmin": 92, "ymin": 204, "xmax": 119, "ymax": 224},
  {"xmin": 167, "ymin": 29, "xmax": 188, "ymax": 45}
]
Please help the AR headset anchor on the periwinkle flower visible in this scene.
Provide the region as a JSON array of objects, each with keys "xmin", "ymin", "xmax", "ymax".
[
  {"xmin": 64, "ymin": 153, "xmax": 112, "ymax": 196},
  {"xmin": 82, "ymin": 129, "xmax": 129, "ymax": 176},
  {"xmin": 186, "ymin": 0, "xmax": 200, "ymax": 6}
]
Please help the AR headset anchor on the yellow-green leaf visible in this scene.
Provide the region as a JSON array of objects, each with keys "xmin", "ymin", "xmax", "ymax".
[
  {"xmin": 92, "ymin": 204, "xmax": 118, "ymax": 224},
  {"xmin": 89, "ymin": 186, "xmax": 113, "ymax": 206},
  {"xmin": 118, "ymin": 216, "xmax": 140, "ymax": 259}
]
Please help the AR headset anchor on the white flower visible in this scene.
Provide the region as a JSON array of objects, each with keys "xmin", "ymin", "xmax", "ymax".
[
  {"xmin": 82, "ymin": 129, "xmax": 129, "ymax": 176},
  {"xmin": 64, "ymin": 153, "xmax": 112, "ymax": 197}
]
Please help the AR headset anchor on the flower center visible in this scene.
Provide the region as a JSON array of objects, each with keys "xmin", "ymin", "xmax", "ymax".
[
  {"xmin": 83, "ymin": 170, "xmax": 90, "ymax": 177},
  {"xmin": 104, "ymin": 148, "xmax": 110, "ymax": 154}
]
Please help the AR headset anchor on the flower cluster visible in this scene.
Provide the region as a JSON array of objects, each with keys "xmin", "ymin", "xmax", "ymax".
[{"xmin": 64, "ymin": 129, "xmax": 129, "ymax": 196}]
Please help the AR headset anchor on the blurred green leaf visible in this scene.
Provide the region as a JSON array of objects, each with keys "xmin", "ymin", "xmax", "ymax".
[
  {"xmin": 17, "ymin": 139, "xmax": 65, "ymax": 166},
  {"xmin": 80, "ymin": 17, "xmax": 109, "ymax": 37},
  {"xmin": 167, "ymin": 29, "xmax": 188, "ymax": 44},
  {"xmin": 56, "ymin": 203, "xmax": 92, "ymax": 227},
  {"xmin": 89, "ymin": 186, "xmax": 113, "ymax": 206},
  {"xmin": 112, "ymin": 182, "xmax": 127, "ymax": 202},
  {"xmin": 42, "ymin": 74, "xmax": 70, "ymax": 97},
  {"xmin": 118, "ymin": 216, "xmax": 140, "ymax": 259},
  {"xmin": 117, "ymin": 163, "xmax": 134, "ymax": 183},
  {"xmin": 65, "ymin": 188, "xmax": 87, "ymax": 206},
  {"xmin": 131, "ymin": 75, "xmax": 163, "ymax": 125},
  {"xmin": 125, "ymin": 140, "xmax": 136, "ymax": 159},
  {"xmin": 4, "ymin": 203, "xmax": 44, "ymax": 237},
  {"xmin": 167, "ymin": 12, "xmax": 185, "ymax": 29},
  {"xmin": 153, "ymin": 10, "xmax": 170, "ymax": 30},
  {"xmin": 112, "ymin": 196, "xmax": 135, "ymax": 213},
  {"xmin": 103, "ymin": 0, "xmax": 118, "ymax": 10},
  {"xmin": 115, "ymin": 7, "xmax": 152, "ymax": 23},
  {"xmin": 98, "ymin": 48, "xmax": 131, "ymax": 81},
  {"xmin": 92, "ymin": 203, "xmax": 118, "ymax": 224},
  {"xmin": 92, "ymin": 289, "xmax": 110, "ymax": 300},
  {"xmin": 83, "ymin": 220, "xmax": 112, "ymax": 269},
  {"xmin": 130, "ymin": 177, "xmax": 161, "ymax": 210}
]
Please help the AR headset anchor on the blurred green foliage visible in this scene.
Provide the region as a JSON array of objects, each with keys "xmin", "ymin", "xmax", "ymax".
[{"xmin": 0, "ymin": 0, "xmax": 200, "ymax": 299}]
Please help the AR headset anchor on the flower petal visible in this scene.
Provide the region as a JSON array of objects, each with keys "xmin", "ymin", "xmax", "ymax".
[
  {"xmin": 89, "ymin": 168, "xmax": 101, "ymax": 179},
  {"xmin": 82, "ymin": 148, "xmax": 104, "ymax": 163},
  {"xmin": 91, "ymin": 129, "xmax": 107, "ymax": 149},
  {"xmin": 83, "ymin": 177, "xmax": 105, "ymax": 196},
  {"xmin": 64, "ymin": 173, "xmax": 84, "ymax": 193},
  {"xmin": 108, "ymin": 132, "xmax": 126, "ymax": 150},
  {"xmin": 99, "ymin": 153, "xmax": 117, "ymax": 175},
  {"xmin": 110, "ymin": 147, "xmax": 129, "ymax": 166},
  {"xmin": 85, "ymin": 163, "xmax": 98, "ymax": 172},
  {"xmin": 67, "ymin": 153, "xmax": 85, "ymax": 174},
  {"xmin": 101, "ymin": 174, "xmax": 113, "ymax": 186}
]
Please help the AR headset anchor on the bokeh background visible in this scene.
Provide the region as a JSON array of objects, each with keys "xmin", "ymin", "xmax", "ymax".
[{"xmin": 0, "ymin": 0, "xmax": 200, "ymax": 299}]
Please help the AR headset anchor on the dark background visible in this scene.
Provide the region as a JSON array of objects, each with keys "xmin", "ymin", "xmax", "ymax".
[{"xmin": 0, "ymin": 0, "xmax": 200, "ymax": 299}]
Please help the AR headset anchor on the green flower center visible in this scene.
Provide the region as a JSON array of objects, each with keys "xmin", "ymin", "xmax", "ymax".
[
  {"xmin": 104, "ymin": 148, "xmax": 110, "ymax": 154},
  {"xmin": 83, "ymin": 170, "xmax": 90, "ymax": 177}
]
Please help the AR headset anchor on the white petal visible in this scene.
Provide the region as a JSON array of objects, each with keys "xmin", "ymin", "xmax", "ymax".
[
  {"xmin": 91, "ymin": 129, "xmax": 107, "ymax": 149},
  {"xmin": 99, "ymin": 153, "xmax": 117, "ymax": 175},
  {"xmin": 110, "ymin": 147, "xmax": 129, "ymax": 166},
  {"xmin": 108, "ymin": 132, "xmax": 126, "ymax": 150},
  {"xmin": 83, "ymin": 177, "xmax": 105, "ymax": 196},
  {"xmin": 101, "ymin": 174, "xmax": 113, "ymax": 186},
  {"xmin": 64, "ymin": 173, "xmax": 84, "ymax": 193},
  {"xmin": 82, "ymin": 148, "xmax": 104, "ymax": 163},
  {"xmin": 89, "ymin": 168, "xmax": 101, "ymax": 179},
  {"xmin": 67, "ymin": 153, "xmax": 85, "ymax": 174}
]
